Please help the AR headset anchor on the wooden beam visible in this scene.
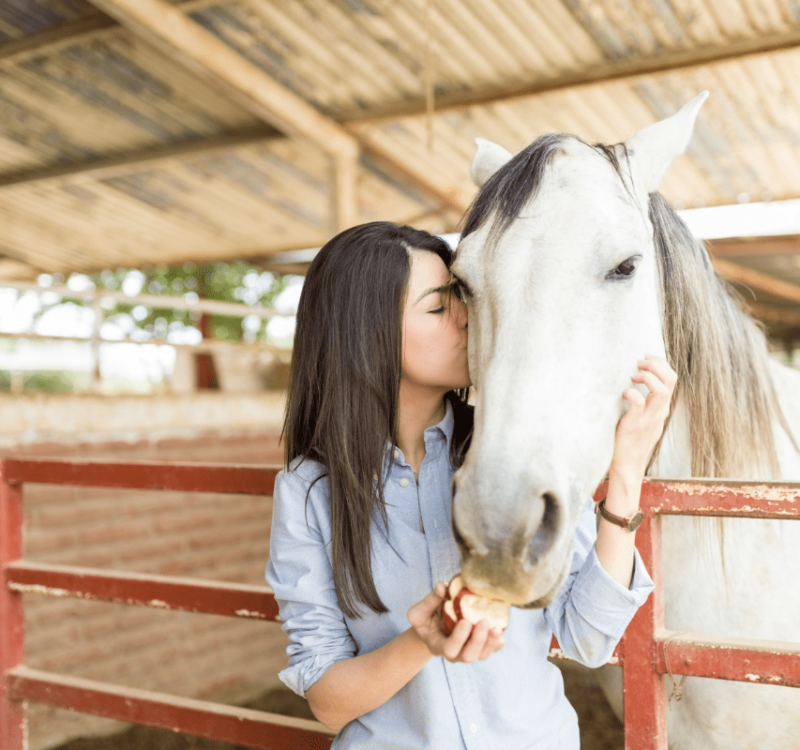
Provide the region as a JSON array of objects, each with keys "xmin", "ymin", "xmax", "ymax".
[
  {"xmin": 714, "ymin": 258, "xmax": 800, "ymax": 305},
  {"xmin": 0, "ymin": 0, "xmax": 212, "ymax": 64},
  {"xmin": 84, "ymin": 0, "xmax": 465, "ymax": 213},
  {"xmin": 707, "ymin": 234, "xmax": 800, "ymax": 258},
  {"xmin": 343, "ymin": 28, "xmax": 800, "ymax": 125},
  {"xmin": 85, "ymin": 0, "xmax": 358, "ymax": 159},
  {"xmin": 0, "ymin": 127, "xmax": 280, "ymax": 188},
  {"xmin": 0, "ymin": 13, "xmax": 118, "ymax": 63},
  {"xmin": 10, "ymin": 7, "xmax": 800, "ymax": 128},
  {"xmin": 746, "ymin": 302, "xmax": 800, "ymax": 327}
]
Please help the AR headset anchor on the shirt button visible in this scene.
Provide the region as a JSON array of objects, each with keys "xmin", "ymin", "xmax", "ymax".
[
  {"xmin": 469, "ymin": 723, "xmax": 478, "ymax": 734},
  {"xmin": 399, "ymin": 478, "xmax": 409, "ymax": 487},
  {"xmin": 393, "ymin": 449, "xmax": 400, "ymax": 459}
]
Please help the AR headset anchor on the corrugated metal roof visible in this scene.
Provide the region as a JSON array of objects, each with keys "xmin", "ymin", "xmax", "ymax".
[{"xmin": 2, "ymin": 0, "xmax": 800, "ymax": 335}]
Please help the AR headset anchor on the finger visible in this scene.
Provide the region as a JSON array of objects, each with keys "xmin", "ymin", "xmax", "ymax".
[
  {"xmin": 407, "ymin": 584, "xmax": 447, "ymax": 626},
  {"xmin": 478, "ymin": 627, "xmax": 506, "ymax": 660},
  {"xmin": 442, "ymin": 618, "xmax": 473, "ymax": 662},
  {"xmin": 622, "ymin": 388, "xmax": 646, "ymax": 409},
  {"xmin": 640, "ymin": 356, "xmax": 678, "ymax": 387},
  {"xmin": 459, "ymin": 619, "xmax": 490, "ymax": 664},
  {"xmin": 631, "ymin": 370, "xmax": 669, "ymax": 400}
]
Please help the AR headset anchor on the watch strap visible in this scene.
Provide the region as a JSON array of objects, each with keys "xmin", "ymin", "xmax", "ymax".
[{"xmin": 595, "ymin": 498, "xmax": 644, "ymax": 532}]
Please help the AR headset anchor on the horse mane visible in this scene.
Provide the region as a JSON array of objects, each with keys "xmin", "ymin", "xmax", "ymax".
[
  {"xmin": 461, "ymin": 132, "xmax": 789, "ymax": 479},
  {"xmin": 648, "ymin": 193, "xmax": 786, "ymax": 478}
]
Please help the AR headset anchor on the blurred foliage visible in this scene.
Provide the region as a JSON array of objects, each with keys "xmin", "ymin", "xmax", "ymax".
[
  {"xmin": 91, "ymin": 261, "xmax": 292, "ymax": 342},
  {"xmin": 32, "ymin": 261, "xmax": 293, "ymax": 344},
  {"xmin": 0, "ymin": 370, "xmax": 85, "ymax": 392}
]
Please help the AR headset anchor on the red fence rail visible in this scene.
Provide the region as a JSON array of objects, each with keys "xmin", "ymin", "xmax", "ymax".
[
  {"xmin": 0, "ymin": 458, "xmax": 335, "ymax": 750},
  {"xmin": 2, "ymin": 460, "xmax": 800, "ymax": 749},
  {"xmin": 615, "ymin": 479, "xmax": 800, "ymax": 750}
]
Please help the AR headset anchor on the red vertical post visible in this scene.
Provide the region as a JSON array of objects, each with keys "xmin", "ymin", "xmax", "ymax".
[
  {"xmin": 623, "ymin": 482, "xmax": 667, "ymax": 750},
  {"xmin": 195, "ymin": 312, "xmax": 219, "ymax": 390},
  {"xmin": 0, "ymin": 462, "xmax": 26, "ymax": 749}
]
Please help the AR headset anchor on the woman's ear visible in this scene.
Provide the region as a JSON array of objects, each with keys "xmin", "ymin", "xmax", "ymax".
[{"xmin": 470, "ymin": 138, "xmax": 513, "ymax": 187}]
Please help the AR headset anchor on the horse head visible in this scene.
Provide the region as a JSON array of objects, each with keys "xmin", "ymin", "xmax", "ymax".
[{"xmin": 451, "ymin": 92, "xmax": 708, "ymax": 607}]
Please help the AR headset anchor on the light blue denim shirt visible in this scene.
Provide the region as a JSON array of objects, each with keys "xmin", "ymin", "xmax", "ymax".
[{"xmin": 266, "ymin": 403, "xmax": 653, "ymax": 749}]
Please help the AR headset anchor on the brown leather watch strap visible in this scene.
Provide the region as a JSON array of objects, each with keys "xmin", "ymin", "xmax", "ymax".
[{"xmin": 595, "ymin": 498, "xmax": 644, "ymax": 532}]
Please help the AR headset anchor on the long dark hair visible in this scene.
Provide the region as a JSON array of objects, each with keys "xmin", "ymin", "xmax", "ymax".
[{"xmin": 284, "ymin": 221, "xmax": 473, "ymax": 618}]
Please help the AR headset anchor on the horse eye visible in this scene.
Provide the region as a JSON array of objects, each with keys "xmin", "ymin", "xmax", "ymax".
[{"xmin": 607, "ymin": 255, "xmax": 640, "ymax": 280}]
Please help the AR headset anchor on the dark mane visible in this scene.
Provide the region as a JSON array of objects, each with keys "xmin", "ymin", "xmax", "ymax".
[{"xmin": 461, "ymin": 134, "xmax": 632, "ymax": 247}]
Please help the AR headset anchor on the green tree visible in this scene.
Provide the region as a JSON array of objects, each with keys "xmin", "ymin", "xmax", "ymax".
[{"xmin": 87, "ymin": 261, "xmax": 296, "ymax": 343}]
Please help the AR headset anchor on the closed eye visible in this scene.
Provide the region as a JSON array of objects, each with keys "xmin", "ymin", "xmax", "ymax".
[{"xmin": 606, "ymin": 255, "xmax": 641, "ymax": 281}]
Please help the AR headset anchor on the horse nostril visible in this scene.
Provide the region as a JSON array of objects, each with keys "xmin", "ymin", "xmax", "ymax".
[{"xmin": 524, "ymin": 491, "xmax": 560, "ymax": 563}]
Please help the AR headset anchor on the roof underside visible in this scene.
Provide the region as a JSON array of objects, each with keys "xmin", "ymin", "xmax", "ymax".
[{"xmin": 4, "ymin": 0, "xmax": 800, "ymax": 339}]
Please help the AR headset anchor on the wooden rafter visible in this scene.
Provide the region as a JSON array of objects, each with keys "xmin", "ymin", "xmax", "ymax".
[
  {"xmin": 707, "ymin": 234, "xmax": 800, "ymax": 258},
  {"xmin": 714, "ymin": 258, "xmax": 800, "ymax": 305},
  {"xmin": 344, "ymin": 28, "xmax": 800, "ymax": 125},
  {"xmin": 83, "ymin": 0, "xmax": 465, "ymax": 218},
  {"xmin": 0, "ymin": 127, "xmax": 280, "ymax": 189},
  {"xmin": 86, "ymin": 0, "xmax": 359, "ymax": 159},
  {"xmin": 8, "ymin": 8, "xmax": 800, "ymax": 127}
]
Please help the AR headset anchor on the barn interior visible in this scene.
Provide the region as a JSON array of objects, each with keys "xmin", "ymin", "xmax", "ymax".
[
  {"xmin": 3, "ymin": 2, "xmax": 800, "ymax": 750},
  {"xmin": 2, "ymin": 0, "xmax": 800, "ymax": 344}
]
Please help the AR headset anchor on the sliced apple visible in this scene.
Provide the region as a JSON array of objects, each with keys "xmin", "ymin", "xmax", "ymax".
[{"xmin": 440, "ymin": 573, "xmax": 510, "ymax": 636}]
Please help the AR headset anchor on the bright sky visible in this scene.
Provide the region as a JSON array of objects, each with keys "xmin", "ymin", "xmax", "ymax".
[{"xmin": 1, "ymin": 199, "xmax": 798, "ymax": 390}]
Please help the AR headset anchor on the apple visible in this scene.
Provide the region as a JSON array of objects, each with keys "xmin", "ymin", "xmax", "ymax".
[{"xmin": 440, "ymin": 574, "xmax": 511, "ymax": 636}]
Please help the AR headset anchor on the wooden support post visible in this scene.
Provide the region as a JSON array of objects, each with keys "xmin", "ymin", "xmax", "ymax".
[
  {"xmin": 0, "ymin": 466, "xmax": 26, "ymax": 750},
  {"xmin": 91, "ymin": 297, "xmax": 103, "ymax": 394},
  {"xmin": 195, "ymin": 313, "xmax": 219, "ymax": 391},
  {"xmin": 622, "ymin": 483, "xmax": 667, "ymax": 750}
]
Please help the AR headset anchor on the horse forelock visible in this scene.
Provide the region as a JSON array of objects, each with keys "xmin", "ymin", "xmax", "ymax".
[
  {"xmin": 461, "ymin": 134, "xmax": 641, "ymax": 253},
  {"xmin": 461, "ymin": 133, "xmax": 570, "ymax": 248}
]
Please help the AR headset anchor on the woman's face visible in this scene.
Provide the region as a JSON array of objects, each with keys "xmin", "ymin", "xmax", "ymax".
[{"xmin": 401, "ymin": 251, "xmax": 470, "ymax": 393}]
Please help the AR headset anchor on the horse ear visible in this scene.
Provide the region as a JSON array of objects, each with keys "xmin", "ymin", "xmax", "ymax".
[
  {"xmin": 470, "ymin": 138, "xmax": 513, "ymax": 187},
  {"xmin": 624, "ymin": 91, "xmax": 709, "ymax": 194}
]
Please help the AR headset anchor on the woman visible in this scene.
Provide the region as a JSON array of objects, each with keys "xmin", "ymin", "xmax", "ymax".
[{"xmin": 266, "ymin": 221, "xmax": 670, "ymax": 748}]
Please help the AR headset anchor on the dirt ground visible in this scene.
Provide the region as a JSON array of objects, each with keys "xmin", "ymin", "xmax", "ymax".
[{"xmin": 53, "ymin": 661, "xmax": 623, "ymax": 750}]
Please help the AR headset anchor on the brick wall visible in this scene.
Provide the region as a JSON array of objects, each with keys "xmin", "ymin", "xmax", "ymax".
[{"xmin": 9, "ymin": 433, "xmax": 292, "ymax": 750}]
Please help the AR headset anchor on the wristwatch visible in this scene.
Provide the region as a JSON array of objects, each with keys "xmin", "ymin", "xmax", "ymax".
[{"xmin": 595, "ymin": 498, "xmax": 644, "ymax": 532}]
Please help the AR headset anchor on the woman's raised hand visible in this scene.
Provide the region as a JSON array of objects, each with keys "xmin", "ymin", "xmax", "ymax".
[
  {"xmin": 407, "ymin": 582, "xmax": 505, "ymax": 664},
  {"xmin": 611, "ymin": 354, "xmax": 677, "ymax": 484}
]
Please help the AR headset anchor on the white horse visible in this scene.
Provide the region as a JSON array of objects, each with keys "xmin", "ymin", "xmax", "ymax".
[{"xmin": 451, "ymin": 93, "xmax": 800, "ymax": 749}]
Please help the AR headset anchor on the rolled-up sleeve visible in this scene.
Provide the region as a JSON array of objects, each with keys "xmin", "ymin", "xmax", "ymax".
[
  {"xmin": 265, "ymin": 465, "xmax": 356, "ymax": 697},
  {"xmin": 544, "ymin": 498, "xmax": 654, "ymax": 668}
]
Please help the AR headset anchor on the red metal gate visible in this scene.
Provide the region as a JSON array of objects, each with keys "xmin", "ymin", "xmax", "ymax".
[
  {"xmin": 609, "ymin": 479, "xmax": 800, "ymax": 749},
  {"xmin": 0, "ymin": 458, "xmax": 335, "ymax": 750},
  {"xmin": 2, "ymin": 460, "xmax": 800, "ymax": 749}
]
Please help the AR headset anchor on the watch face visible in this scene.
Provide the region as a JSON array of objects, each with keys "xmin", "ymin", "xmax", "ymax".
[{"xmin": 628, "ymin": 509, "xmax": 644, "ymax": 532}]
